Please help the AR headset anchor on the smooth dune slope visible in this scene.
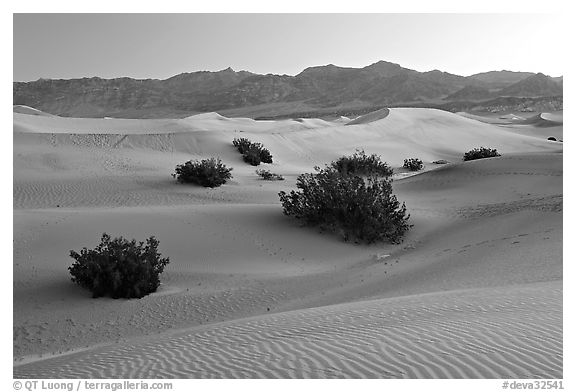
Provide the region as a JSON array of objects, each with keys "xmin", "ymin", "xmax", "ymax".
[{"xmin": 13, "ymin": 106, "xmax": 562, "ymax": 378}]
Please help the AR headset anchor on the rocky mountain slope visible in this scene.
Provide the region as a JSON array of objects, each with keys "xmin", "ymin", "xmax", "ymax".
[{"xmin": 13, "ymin": 61, "xmax": 562, "ymax": 118}]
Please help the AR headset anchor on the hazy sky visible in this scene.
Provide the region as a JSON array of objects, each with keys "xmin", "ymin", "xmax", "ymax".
[{"xmin": 13, "ymin": 13, "xmax": 565, "ymax": 81}]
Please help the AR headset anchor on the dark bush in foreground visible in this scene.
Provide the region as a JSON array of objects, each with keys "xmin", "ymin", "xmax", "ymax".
[
  {"xmin": 69, "ymin": 233, "xmax": 170, "ymax": 299},
  {"xmin": 279, "ymin": 166, "xmax": 410, "ymax": 244},
  {"xmin": 331, "ymin": 149, "xmax": 393, "ymax": 177},
  {"xmin": 256, "ymin": 169, "xmax": 284, "ymax": 181},
  {"xmin": 173, "ymin": 157, "xmax": 232, "ymax": 187},
  {"xmin": 403, "ymin": 158, "xmax": 424, "ymax": 171},
  {"xmin": 233, "ymin": 138, "xmax": 273, "ymax": 165},
  {"xmin": 463, "ymin": 147, "xmax": 501, "ymax": 161}
]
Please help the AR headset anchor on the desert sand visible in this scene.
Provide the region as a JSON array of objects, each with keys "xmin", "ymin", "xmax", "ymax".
[{"xmin": 13, "ymin": 107, "xmax": 562, "ymax": 378}]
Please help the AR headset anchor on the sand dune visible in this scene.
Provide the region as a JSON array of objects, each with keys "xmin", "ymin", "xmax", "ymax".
[
  {"xmin": 333, "ymin": 115, "xmax": 351, "ymax": 123},
  {"xmin": 457, "ymin": 111, "xmax": 563, "ymax": 141},
  {"xmin": 457, "ymin": 111, "xmax": 564, "ymax": 127},
  {"xmin": 13, "ymin": 106, "xmax": 562, "ymax": 378},
  {"xmin": 519, "ymin": 113, "xmax": 563, "ymax": 127},
  {"xmin": 14, "ymin": 107, "xmax": 559, "ymax": 184},
  {"xmin": 540, "ymin": 112, "xmax": 563, "ymax": 123},
  {"xmin": 13, "ymin": 152, "xmax": 562, "ymax": 361},
  {"xmin": 346, "ymin": 107, "xmax": 390, "ymax": 124},
  {"xmin": 499, "ymin": 113, "xmax": 526, "ymax": 120},
  {"xmin": 456, "ymin": 112, "xmax": 514, "ymax": 124},
  {"xmin": 13, "ymin": 105, "xmax": 56, "ymax": 117},
  {"xmin": 14, "ymin": 282, "xmax": 562, "ymax": 379},
  {"xmin": 13, "ymin": 110, "xmax": 339, "ymax": 136}
]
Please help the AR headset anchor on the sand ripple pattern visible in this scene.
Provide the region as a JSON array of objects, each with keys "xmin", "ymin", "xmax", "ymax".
[
  {"xmin": 14, "ymin": 282, "xmax": 562, "ymax": 379},
  {"xmin": 458, "ymin": 195, "xmax": 563, "ymax": 218}
]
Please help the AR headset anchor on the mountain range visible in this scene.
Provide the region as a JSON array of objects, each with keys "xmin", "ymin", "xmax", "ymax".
[{"xmin": 13, "ymin": 61, "xmax": 563, "ymax": 119}]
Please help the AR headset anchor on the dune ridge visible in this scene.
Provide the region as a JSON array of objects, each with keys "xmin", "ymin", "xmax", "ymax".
[{"xmin": 13, "ymin": 105, "xmax": 56, "ymax": 117}]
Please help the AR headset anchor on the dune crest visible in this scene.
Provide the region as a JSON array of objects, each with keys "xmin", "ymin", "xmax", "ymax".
[
  {"xmin": 346, "ymin": 107, "xmax": 390, "ymax": 125},
  {"xmin": 13, "ymin": 105, "xmax": 55, "ymax": 117}
]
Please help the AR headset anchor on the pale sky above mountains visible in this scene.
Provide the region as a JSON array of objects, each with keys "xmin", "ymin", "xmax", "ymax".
[{"xmin": 14, "ymin": 13, "xmax": 564, "ymax": 82}]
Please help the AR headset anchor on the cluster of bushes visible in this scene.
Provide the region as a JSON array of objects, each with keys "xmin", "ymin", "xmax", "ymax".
[
  {"xmin": 233, "ymin": 138, "xmax": 273, "ymax": 166},
  {"xmin": 279, "ymin": 152, "xmax": 410, "ymax": 244},
  {"xmin": 463, "ymin": 147, "xmax": 501, "ymax": 161},
  {"xmin": 69, "ymin": 233, "xmax": 170, "ymax": 299},
  {"xmin": 330, "ymin": 149, "xmax": 394, "ymax": 177},
  {"xmin": 403, "ymin": 158, "xmax": 423, "ymax": 171},
  {"xmin": 256, "ymin": 169, "xmax": 284, "ymax": 181},
  {"xmin": 172, "ymin": 157, "xmax": 233, "ymax": 188}
]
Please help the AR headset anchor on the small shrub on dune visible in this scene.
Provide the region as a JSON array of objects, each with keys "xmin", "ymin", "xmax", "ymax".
[
  {"xmin": 278, "ymin": 165, "xmax": 410, "ymax": 244},
  {"xmin": 173, "ymin": 157, "xmax": 233, "ymax": 188},
  {"xmin": 256, "ymin": 169, "xmax": 284, "ymax": 181},
  {"xmin": 330, "ymin": 149, "xmax": 393, "ymax": 177},
  {"xmin": 547, "ymin": 137, "xmax": 557, "ymax": 141},
  {"xmin": 233, "ymin": 138, "xmax": 253, "ymax": 154},
  {"xmin": 403, "ymin": 158, "xmax": 424, "ymax": 171},
  {"xmin": 232, "ymin": 138, "xmax": 273, "ymax": 165},
  {"xmin": 463, "ymin": 147, "xmax": 501, "ymax": 161},
  {"xmin": 258, "ymin": 145, "xmax": 273, "ymax": 164},
  {"xmin": 69, "ymin": 233, "xmax": 170, "ymax": 299},
  {"xmin": 242, "ymin": 145, "xmax": 263, "ymax": 166}
]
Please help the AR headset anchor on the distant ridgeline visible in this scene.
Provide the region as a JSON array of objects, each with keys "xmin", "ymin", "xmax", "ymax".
[{"xmin": 13, "ymin": 62, "xmax": 562, "ymax": 119}]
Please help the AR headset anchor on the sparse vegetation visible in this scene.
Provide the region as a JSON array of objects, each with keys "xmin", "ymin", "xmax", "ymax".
[
  {"xmin": 330, "ymin": 149, "xmax": 394, "ymax": 177},
  {"xmin": 173, "ymin": 157, "xmax": 232, "ymax": 187},
  {"xmin": 403, "ymin": 158, "xmax": 424, "ymax": 171},
  {"xmin": 279, "ymin": 158, "xmax": 410, "ymax": 244},
  {"xmin": 463, "ymin": 147, "xmax": 501, "ymax": 161},
  {"xmin": 233, "ymin": 138, "xmax": 273, "ymax": 165},
  {"xmin": 68, "ymin": 233, "xmax": 170, "ymax": 299},
  {"xmin": 256, "ymin": 169, "xmax": 284, "ymax": 181}
]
